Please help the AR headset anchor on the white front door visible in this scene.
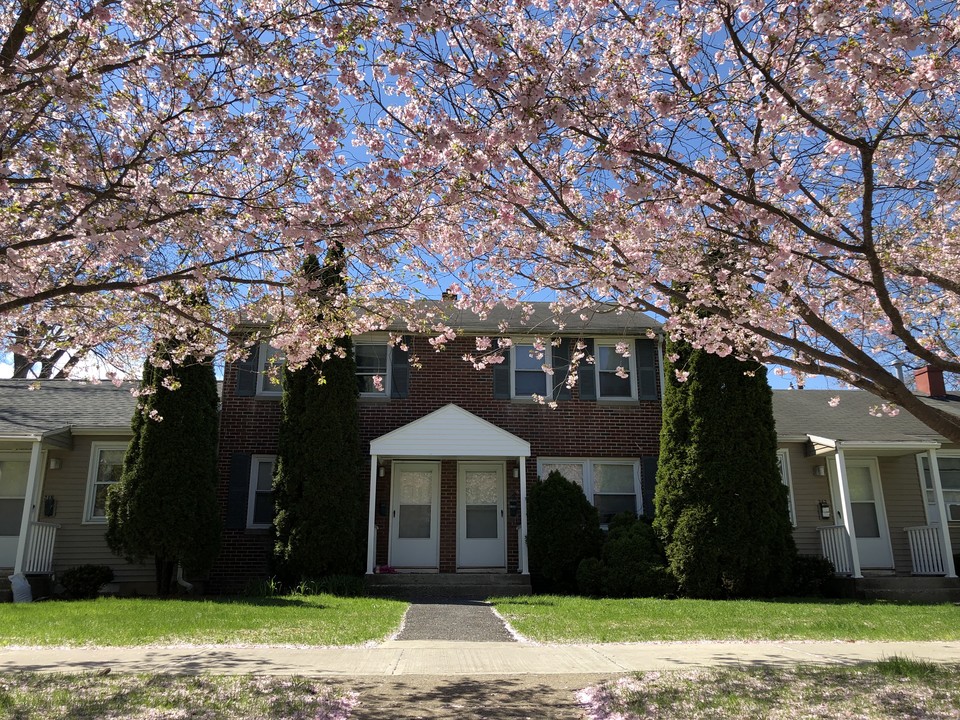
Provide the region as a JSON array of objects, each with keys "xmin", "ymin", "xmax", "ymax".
[
  {"xmin": 457, "ymin": 462, "xmax": 506, "ymax": 569},
  {"xmin": 831, "ymin": 458, "xmax": 894, "ymax": 569},
  {"xmin": 389, "ymin": 461, "xmax": 440, "ymax": 569},
  {"xmin": 0, "ymin": 454, "xmax": 30, "ymax": 567}
]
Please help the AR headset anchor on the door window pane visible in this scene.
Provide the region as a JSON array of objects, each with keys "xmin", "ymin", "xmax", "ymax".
[
  {"xmin": 0, "ymin": 461, "xmax": 29, "ymax": 496},
  {"xmin": 399, "ymin": 505, "xmax": 431, "ymax": 538},
  {"xmin": 846, "ymin": 468, "xmax": 874, "ymax": 502},
  {"xmin": 0, "ymin": 499, "xmax": 24, "ymax": 535},
  {"xmin": 466, "ymin": 505, "xmax": 498, "ymax": 538},
  {"xmin": 852, "ymin": 502, "xmax": 881, "ymax": 537},
  {"xmin": 465, "ymin": 471, "xmax": 498, "ymax": 505},
  {"xmin": 398, "ymin": 472, "xmax": 433, "ymax": 504}
]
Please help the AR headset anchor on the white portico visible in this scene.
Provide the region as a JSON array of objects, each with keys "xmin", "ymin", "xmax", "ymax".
[{"xmin": 366, "ymin": 404, "xmax": 531, "ymax": 575}]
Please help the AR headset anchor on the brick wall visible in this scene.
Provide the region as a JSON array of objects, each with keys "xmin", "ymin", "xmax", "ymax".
[{"xmin": 210, "ymin": 335, "xmax": 662, "ymax": 590}]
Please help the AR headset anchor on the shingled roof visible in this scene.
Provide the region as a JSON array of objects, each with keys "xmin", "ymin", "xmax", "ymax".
[
  {"xmin": 382, "ymin": 300, "xmax": 661, "ymax": 335},
  {"xmin": 772, "ymin": 389, "xmax": 948, "ymax": 445},
  {"xmin": 0, "ymin": 380, "xmax": 137, "ymax": 439}
]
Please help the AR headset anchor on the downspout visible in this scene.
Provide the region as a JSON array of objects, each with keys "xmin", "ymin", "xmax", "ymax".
[
  {"xmin": 176, "ymin": 564, "xmax": 193, "ymax": 592},
  {"xmin": 656, "ymin": 333, "xmax": 666, "ymax": 402}
]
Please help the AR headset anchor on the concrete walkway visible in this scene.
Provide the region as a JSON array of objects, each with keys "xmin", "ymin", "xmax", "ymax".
[{"xmin": 3, "ymin": 640, "xmax": 959, "ymax": 676}]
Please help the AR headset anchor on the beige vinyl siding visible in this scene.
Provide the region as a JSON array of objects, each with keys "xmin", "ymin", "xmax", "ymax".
[
  {"xmin": 779, "ymin": 443, "xmax": 832, "ymax": 557},
  {"xmin": 876, "ymin": 454, "xmax": 928, "ymax": 573},
  {"xmin": 41, "ymin": 435, "xmax": 154, "ymax": 589}
]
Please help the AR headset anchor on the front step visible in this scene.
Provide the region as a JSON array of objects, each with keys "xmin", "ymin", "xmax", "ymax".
[
  {"xmin": 367, "ymin": 572, "xmax": 531, "ymax": 599},
  {"xmin": 852, "ymin": 575, "xmax": 960, "ymax": 603}
]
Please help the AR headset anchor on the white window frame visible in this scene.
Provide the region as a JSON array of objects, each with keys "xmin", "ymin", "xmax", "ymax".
[
  {"xmin": 776, "ymin": 448, "xmax": 797, "ymax": 527},
  {"xmin": 355, "ymin": 338, "xmax": 391, "ymax": 399},
  {"xmin": 537, "ymin": 457, "xmax": 642, "ymax": 524},
  {"xmin": 511, "ymin": 338, "xmax": 552, "ymax": 399},
  {"xmin": 594, "ymin": 339, "xmax": 638, "ymax": 401},
  {"xmin": 917, "ymin": 451, "xmax": 960, "ymax": 523},
  {"xmin": 247, "ymin": 454, "xmax": 276, "ymax": 529},
  {"xmin": 83, "ymin": 441, "xmax": 129, "ymax": 524},
  {"xmin": 256, "ymin": 344, "xmax": 285, "ymax": 397}
]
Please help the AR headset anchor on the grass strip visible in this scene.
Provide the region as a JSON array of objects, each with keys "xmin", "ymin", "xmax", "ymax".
[
  {"xmin": 0, "ymin": 672, "xmax": 356, "ymax": 719},
  {"xmin": 0, "ymin": 595, "xmax": 407, "ymax": 647},
  {"xmin": 579, "ymin": 658, "xmax": 960, "ymax": 720},
  {"xmin": 492, "ymin": 595, "xmax": 960, "ymax": 642}
]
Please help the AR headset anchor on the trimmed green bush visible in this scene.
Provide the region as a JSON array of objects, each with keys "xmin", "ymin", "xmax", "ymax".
[
  {"xmin": 576, "ymin": 557, "xmax": 603, "ymax": 597},
  {"xmin": 599, "ymin": 514, "xmax": 676, "ymax": 598},
  {"xmin": 60, "ymin": 565, "xmax": 114, "ymax": 599},
  {"xmin": 527, "ymin": 470, "xmax": 603, "ymax": 592},
  {"xmin": 653, "ymin": 338, "xmax": 796, "ymax": 598},
  {"xmin": 791, "ymin": 554, "xmax": 836, "ymax": 597}
]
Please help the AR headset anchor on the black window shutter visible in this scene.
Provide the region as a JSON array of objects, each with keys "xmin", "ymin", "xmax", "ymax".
[
  {"xmin": 635, "ymin": 338, "xmax": 659, "ymax": 400},
  {"xmin": 493, "ymin": 347, "xmax": 511, "ymax": 399},
  {"xmin": 641, "ymin": 455, "xmax": 659, "ymax": 519},
  {"xmin": 226, "ymin": 453, "xmax": 252, "ymax": 529},
  {"xmin": 235, "ymin": 344, "xmax": 260, "ymax": 397},
  {"xmin": 390, "ymin": 336, "xmax": 411, "ymax": 399},
  {"xmin": 579, "ymin": 338, "xmax": 597, "ymax": 401},
  {"xmin": 552, "ymin": 338, "xmax": 572, "ymax": 401}
]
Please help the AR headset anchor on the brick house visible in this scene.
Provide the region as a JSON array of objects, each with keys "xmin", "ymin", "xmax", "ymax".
[{"xmin": 209, "ymin": 303, "xmax": 664, "ymax": 591}]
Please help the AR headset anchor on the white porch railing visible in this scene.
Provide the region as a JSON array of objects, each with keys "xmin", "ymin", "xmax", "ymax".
[
  {"xmin": 22, "ymin": 521, "xmax": 59, "ymax": 574},
  {"xmin": 818, "ymin": 524, "xmax": 853, "ymax": 575},
  {"xmin": 906, "ymin": 525, "xmax": 946, "ymax": 575}
]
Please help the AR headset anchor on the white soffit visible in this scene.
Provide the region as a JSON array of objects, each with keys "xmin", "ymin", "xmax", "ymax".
[{"xmin": 370, "ymin": 404, "xmax": 530, "ymax": 457}]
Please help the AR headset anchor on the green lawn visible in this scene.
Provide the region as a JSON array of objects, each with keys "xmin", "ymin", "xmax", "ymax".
[
  {"xmin": 0, "ymin": 673, "xmax": 356, "ymax": 719},
  {"xmin": 0, "ymin": 595, "xmax": 407, "ymax": 647},
  {"xmin": 491, "ymin": 595, "xmax": 960, "ymax": 642},
  {"xmin": 583, "ymin": 658, "xmax": 960, "ymax": 719}
]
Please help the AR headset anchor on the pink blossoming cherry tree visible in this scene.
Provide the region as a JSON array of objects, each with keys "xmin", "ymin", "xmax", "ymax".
[
  {"xmin": 3, "ymin": 0, "xmax": 960, "ymax": 443},
  {"xmin": 338, "ymin": 0, "xmax": 960, "ymax": 441}
]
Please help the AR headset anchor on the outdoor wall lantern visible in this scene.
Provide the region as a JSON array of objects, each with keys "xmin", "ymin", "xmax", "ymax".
[
  {"xmin": 43, "ymin": 495, "xmax": 56, "ymax": 517},
  {"xmin": 817, "ymin": 500, "xmax": 831, "ymax": 520}
]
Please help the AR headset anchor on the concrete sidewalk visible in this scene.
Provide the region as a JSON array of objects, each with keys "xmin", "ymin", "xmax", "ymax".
[{"xmin": 2, "ymin": 640, "xmax": 959, "ymax": 676}]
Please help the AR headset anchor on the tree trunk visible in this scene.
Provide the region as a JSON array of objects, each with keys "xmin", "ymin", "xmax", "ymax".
[{"xmin": 155, "ymin": 557, "xmax": 176, "ymax": 596}]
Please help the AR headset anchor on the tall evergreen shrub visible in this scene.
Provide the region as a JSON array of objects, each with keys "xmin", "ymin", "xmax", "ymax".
[
  {"xmin": 653, "ymin": 338, "xmax": 796, "ymax": 598},
  {"xmin": 106, "ymin": 335, "xmax": 221, "ymax": 595},
  {"xmin": 272, "ymin": 249, "xmax": 364, "ymax": 582}
]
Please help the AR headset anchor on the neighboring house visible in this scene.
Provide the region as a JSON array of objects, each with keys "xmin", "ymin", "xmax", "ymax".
[
  {"xmin": 0, "ymin": 380, "xmax": 154, "ymax": 593},
  {"xmin": 210, "ymin": 302, "xmax": 664, "ymax": 592},
  {"xmin": 772, "ymin": 370, "xmax": 960, "ymax": 588}
]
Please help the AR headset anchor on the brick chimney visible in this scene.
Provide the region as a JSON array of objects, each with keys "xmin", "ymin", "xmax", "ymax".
[{"xmin": 914, "ymin": 366, "xmax": 947, "ymax": 398}]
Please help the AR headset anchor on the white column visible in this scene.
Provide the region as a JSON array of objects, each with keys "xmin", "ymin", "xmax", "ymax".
[
  {"xmin": 519, "ymin": 457, "xmax": 529, "ymax": 575},
  {"xmin": 13, "ymin": 441, "xmax": 43, "ymax": 575},
  {"xmin": 834, "ymin": 448, "xmax": 863, "ymax": 579},
  {"xmin": 927, "ymin": 449, "xmax": 957, "ymax": 578},
  {"xmin": 366, "ymin": 455, "xmax": 378, "ymax": 575}
]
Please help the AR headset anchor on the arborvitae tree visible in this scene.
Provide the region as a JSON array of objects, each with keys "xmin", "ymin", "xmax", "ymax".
[
  {"xmin": 106, "ymin": 340, "xmax": 221, "ymax": 596},
  {"xmin": 653, "ymin": 338, "xmax": 796, "ymax": 598},
  {"xmin": 272, "ymin": 249, "xmax": 364, "ymax": 582}
]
